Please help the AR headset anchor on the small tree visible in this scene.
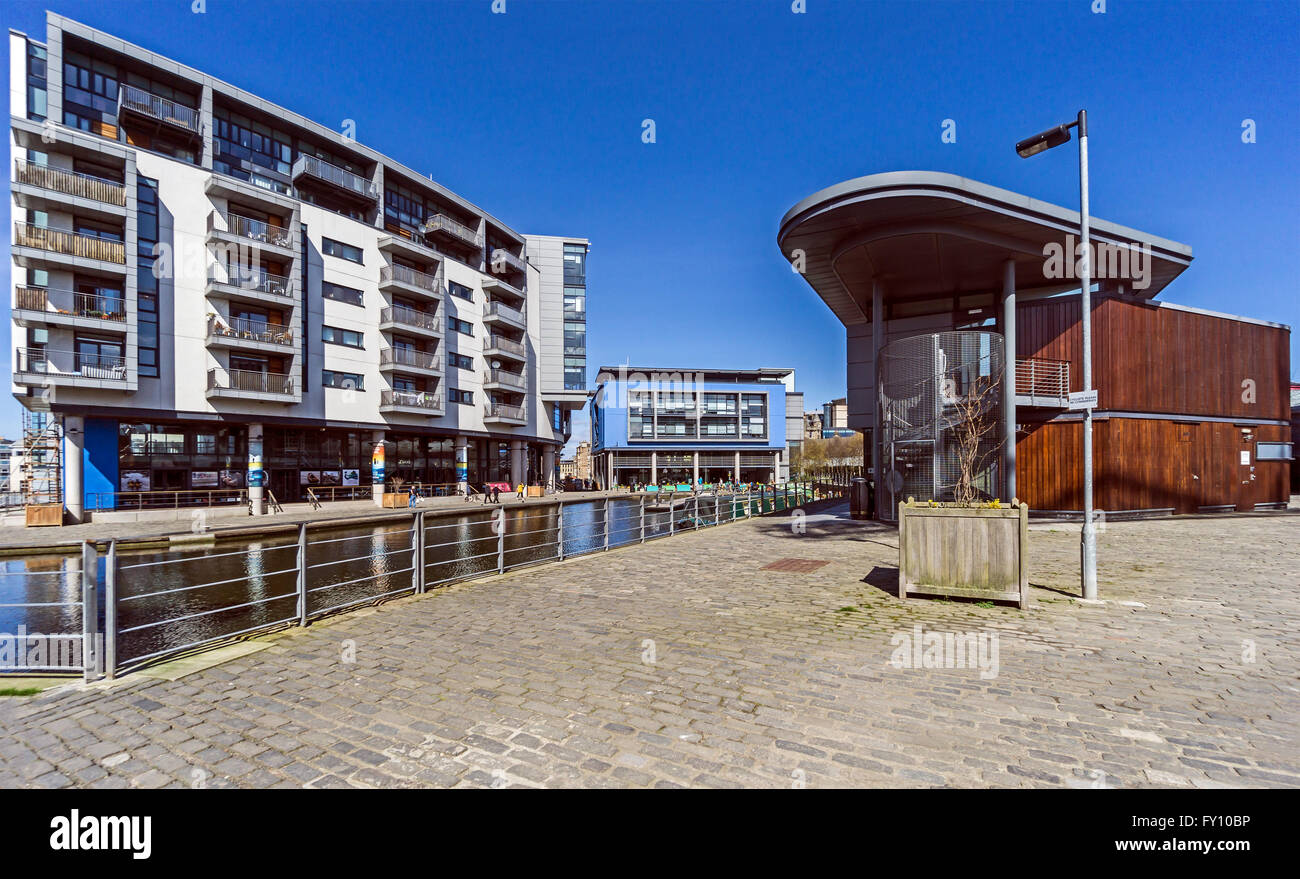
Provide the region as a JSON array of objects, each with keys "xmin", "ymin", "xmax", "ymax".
[{"xmin": 946, "ymin": 371, "xmax": 1003, "ymax": 506}]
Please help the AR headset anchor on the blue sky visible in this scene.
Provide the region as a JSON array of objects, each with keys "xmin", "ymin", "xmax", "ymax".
[{"xmin": 3, "ymin": 0, "xmax": 1297, "ymax": 448}]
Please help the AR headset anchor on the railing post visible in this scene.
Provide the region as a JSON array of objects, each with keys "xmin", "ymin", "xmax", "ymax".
[
  {"xmin": 296, "ymin": 523, "xmax": 308, "ymax": 626},
  {"xmin": 412, "ymin": 511, "xmax": 425, "ymax": 594},
  {"xmin": 715, "ymin": 493, "xmax": 721, "ymax": 526},
  {"xmin": 104, "ymin": 540, "xmax": 117, "ymax": 681},
  {"xmin": 693, "ymin": 495, "xmax": 699, "ymax": 530},
  {"xmin": 557, "ymin": 500, "xmax": 565, "ymax": 560},
  {"xmin": 670, "ymin": 498, "xmax": 675, "ymax": 536},
  {"xmin": 639, "ymin": 494, "xmax": 646, "ymax": 543},
  {"xmin": 81, "ymin": 541, "xmax": 99, "ymax": 683},
  {"xmin": 497, "ymin": 508, "xmax": 505, "ymax": 574},
  {"xmin": 603, "ymin": 498, "xmax": 611, "ymax": 551}
]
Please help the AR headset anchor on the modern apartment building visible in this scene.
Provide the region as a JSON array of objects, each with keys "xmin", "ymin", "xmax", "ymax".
[
  {"xmin": 8, "ymin": 14, "xmax": 589, "ymax": 520},
  {"xmin": 589, "ymin": 366, "xmax": 803, "ymax": 486}
]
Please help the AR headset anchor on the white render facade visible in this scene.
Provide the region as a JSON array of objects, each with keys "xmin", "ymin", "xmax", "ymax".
[{"xmin": 9, "ymin": 14, "xmax": 588, "ymax": 519}]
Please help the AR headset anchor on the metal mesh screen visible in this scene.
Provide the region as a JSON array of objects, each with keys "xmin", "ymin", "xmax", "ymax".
[{"xmin": 878, "ymin": 331, "xmax": 1005, "ymax": 521}]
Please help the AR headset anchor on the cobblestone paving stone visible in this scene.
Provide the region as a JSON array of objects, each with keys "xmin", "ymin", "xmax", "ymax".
[{"xmin": 2, "ymin": 503, "xmax": 1297, "ymax": 789}]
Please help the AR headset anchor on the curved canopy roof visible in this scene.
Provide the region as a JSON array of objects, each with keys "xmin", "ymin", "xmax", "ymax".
[{"xmin": 777, "ymin": 171, "xmax": 1193, "ymax": 326}]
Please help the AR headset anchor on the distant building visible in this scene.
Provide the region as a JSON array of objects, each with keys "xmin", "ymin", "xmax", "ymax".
[
  {"xmin": 573, "ymin": 440, "xmax": 592, "ymax": 480},
  {"xmin": 823, "ymin": 397, "xmax": 848, "ymax": 430},
  {"xmin": 0, "ymin": 438, "xmax": 12, "ymax": 491},
  {"xmin": 557, "ymin": 458, "xmax": 576, "ymax": 480},
  {"xmin": 803, "ymin": 411, "xmax": 823, "ymax": 439}
]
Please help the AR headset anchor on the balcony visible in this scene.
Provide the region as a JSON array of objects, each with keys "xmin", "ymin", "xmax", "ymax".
[
  {"xmin": 117, "ymin": 84, "xmax": 202, "ymax": 140},
  {"xmin": 207, "ymin": 211, "xmax": 295, "ymax": 258},
  {"xmin": 291, "ymin": 154, "xmax": 377, "ymax": 203},
  {"xmin": 205, "ymin": 172, "xmax": 297, "ymax": 212},
  {"xmin": 489, "ymin": 247, "xmax": 527, "ymax": 275},
  {"xmin": 483, "ymin": 402, "xmax": 526, "ymax": 425},
  {"xmin": 380, "ymin": 389, "xmax": 443, "ymax": 416},
  {"xmin": 206, "ymin": 368, "xmax": 296, "ymax": 403},
  {"xmin": 484, "ymin": 300, "xmax": 527, "ymax": 331},
  {"xmin": 12, "ymin": 286, "xmax": 127, "ymax": 332},
  {"xmin": 14, "ymin": 348, "xmax": 130, "ymax": 389},
  {"xmin": 483, "ymin": 368, "xmax": 527, "ymax": 392},
  {"xmin": 379, "ymin": 262, "xmax": 442, "ymax": 301},
  {"xmin": 422, "ymin": 213, "xmax": 483, "ymax": 250},
  {"xmin": 206, "ymin": 265, "xmax": 296, "ymax": 307},
  {"xmin": 206, "ymin": 315, "xmax": 295, "ymax": 353},
  {"xmin": 1015, "ymin": 357, "xmax": 1071, "ymax": 408},
  {"xmin": 378, "ymin": 229, "xmax": 443, "ymax": 264},
  {"xmin": 379, "ymin": 347, "xmax": 443, "ymax": 377},
  {"xmin": 13, "ymin": 223, "xmax": 127, "ymax": 275},
  {"xmin": 12, "ymin": 159, "xmax": 127, "ymax": 221},
  {"xmin": 380, "ymin": 304, "xmax": 442, "ymax": 339},
  {"xmin": 481, "ymin": 275, "xmax": 526, "ymax": 303},
  {"xmin": 483, "ymin": 334, "xmax": 527, "ymax": 363}
]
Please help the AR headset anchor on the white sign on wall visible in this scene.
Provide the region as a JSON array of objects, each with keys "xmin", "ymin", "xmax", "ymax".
[{"xmin": 1068, "ymin": 389, "xmax": 1099, "ymax": 411}]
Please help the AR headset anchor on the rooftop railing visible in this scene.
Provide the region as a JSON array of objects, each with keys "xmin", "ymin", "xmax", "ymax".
[
  {"xmin": 118, "ymin": 84, "xmax": 201, "ymax": 134},
  {"xmin": 15, "ymin": 223, "xmax": 126, "ymax": 264},
  {"xmin": 291, "ymin": 154, "xmax": 377, "ymax": 200},
  {"xmin": 14, "ymin": 159, "xmax": 127, "ymax": 206},
  {"xmin": 14, "ymin": 286, "xmax": 127, "ymax": 322}
]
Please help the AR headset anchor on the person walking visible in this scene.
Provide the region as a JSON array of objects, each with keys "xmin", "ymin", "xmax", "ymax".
[
  {"xmin": 490, "ymin": 483, "xmax": 500, "ymax": 504},
  {"xmin": 516, "ymin": 482, "xmax": 525, "ymax": 501}
]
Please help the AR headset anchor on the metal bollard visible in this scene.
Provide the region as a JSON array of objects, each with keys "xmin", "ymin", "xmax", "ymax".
[
  {"xmin": 603, "ymin": 498, "xmax": 611, "ymax": 551},
  {"xmin": 640, "ymin": 494, "xmax": 646, "ymax": 543},
  {"xmin": 80, "ymin": 541, "xmax": 98, "ymax": 683},
  {"xmin": 297, "ymin": 522, "xmax": 308, "ymax": 626},
  {"xmin": 412, "ymin": 511, "xmax": 425, "ymax": 594},
  {"xmin": 558, "ymin": 501, "xmax": 565, "ymax": 561},
  {"xmin": 105, "ymin": 540, "xmax": 117, "ymax": 681}
]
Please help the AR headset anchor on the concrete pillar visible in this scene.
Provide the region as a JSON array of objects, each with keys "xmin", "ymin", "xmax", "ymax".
[
  {"xmin": 650, "ymin": 451, "xmax": 657, "ymax": 484},
  {"xmin": 370, "ymin": 429, "xmax": 386, "ymax": 507},
  {"xmin": 607, "ymin": 451, "xmax": 614, "ymax": 488},
  {"xmin": 455, "ymin": 435, "xmax": 469, "ymax": 495},
  {"xmin": 248, "ymin": 422, "xmax": 265, "ymax": 516},
  {"xmin": 509, "ymin": 440, "xmax": 524, "ymax": 486},
  {"xmin": 692, "ymin": 451, "xmax": 699, "ymax": 486},
  {"xmin": 200, "ymin": 84, "xmax": 215, "ymax": 170},
  {"xmin": 771, "ymin": 450, "xmax": 779, "ymax": 485},
  {"xmin": 871, "ymin": 280, "xmax": 884, "ymax": 517},
  {"xmin": 734, "ymin": 451, "xmax": 741, "ymax": 482},
  {"xmin": 543, "ymin": 446, "xmax": 556, "ymax": 490},
  {"xmin": 1002, "ymin": 259, "xmax": 1017, "ymax": 502},
  {"xmin": 63, "ymin": 415, "xmax": 84, "ymax": 524}
]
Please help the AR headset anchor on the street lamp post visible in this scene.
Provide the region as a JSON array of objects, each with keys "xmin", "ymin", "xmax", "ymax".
[{"xmin": 1016, "ymin": 109, "xmax": 1098, "ymax": 599}]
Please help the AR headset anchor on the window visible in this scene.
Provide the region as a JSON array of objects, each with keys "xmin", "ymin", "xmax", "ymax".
[
  {"xmin": 563, "ymin": 243, "xmax": 587, "ymax": 286},
  {"xmin": 448, "ymin": 281, "xmax": 473, "ymax": 301},
  {"xmin": 322, "ymin": 237, "xmax": 363, "ymax": 264},
  {"xmin": 322, "ymin": 325, "xmax": 364, "ymax": 348},
  {"xmin": 449, "ymin": 388, "xmax": 473, "ymax": 405},
  {"xmin": 323, "ymin": 370, "xmax": 364, "ymax": 390},
  {"xmin": 136, "ymin": 177, "xmax": 160, "ymax": 377},
  {"xmin": 322, "ymin": 281, "xmax": 363, "ymax": 307},
  {"xmin": 27, "ymin": 42, "xmax": 47, "ymax": 122},
  {"xmin": 1257, "ymin": 442, "xmax": 1293, "ymax": 461},
  {"xmin": 448, "ymin": 352, "xmax": 473, "ymax": 370},
  {"xmin": 448, "ymin": 316, "xmax": 473, "ymax": 336}
]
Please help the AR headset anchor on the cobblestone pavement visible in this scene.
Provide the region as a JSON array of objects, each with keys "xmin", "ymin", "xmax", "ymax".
[{"xmin": 2, "ymin": 503, "xmax": 1297, "ymax": 789}]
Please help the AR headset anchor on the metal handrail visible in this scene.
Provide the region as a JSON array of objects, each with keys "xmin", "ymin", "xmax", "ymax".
[
  {"xmin": 212, "ymin": 211, "xmax": 293, "ymax": 248},
  {"xmin": 484, "ymin": 334, "xmax": 526, "ymax": 357},
  {"xmin": 381, "ymin": 389, "xmax": 443, "ymax": 410},
  {"xmin": 485, "ymin": 402, "xmax": 525, "ymax": 420},
  {"xmin": 381, "ymin": 347, "xmax": 441, "ymax": 371},
  {"xmin": 207, "ymin": 367, "xmax": 294, "ymax": 395},
  {"xmin": 118, "ymin": 84, "xmax": 201, "ymax": 133},
  {"xmin": 1015, "ymin": 357, "xmax": 1070, "ymax": 398},
  {"xmin": 291, "ymin": 154, "xmax": 377, "ymax": 199},
  {"xmin": 485, "ymin": 300, "xmax": 526, "ymax": 324},
  {"xmin": 209, "ymin": 265, "xmax": 294, "ymax": 297},
  {"xmin": 14, "ymin": 222, "xmax": 126, "ymax": 263},
  {"xmin": 14, "ymin": 159, "xmax": 127, "ymax": 206},
  {"xmin": 381, "ymin": 304, "xmax": 441, "ymax": 331},
  {"xmin": 87, "ymin": 489, "xmax": 249, "ymax": 512},
  {"xmin": 380, "ymin": 262, "xmax": 442, "ymax": 293},
  {"xmin": 15, "ymin": 347, "xmax": 128, "ymax": 379},
  {"xmin": 486, "ymin": 368, "xmax": 526, "ymax": 390},
  {"xmin": 208, "ymin": 315, "xmax": 294, "ymax": 345},
  {"xmin": 422, "ymin": 212, "xmax": 483, "ymax": 247},
  {"xmin": 14, "ymin": 285, "xmax": 126, "ymax": 321}
]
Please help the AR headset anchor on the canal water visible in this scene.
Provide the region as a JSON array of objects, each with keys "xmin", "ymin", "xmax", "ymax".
[{"xmin": 0, "ymin": 493, "xmax": 791, "ymax": 669}]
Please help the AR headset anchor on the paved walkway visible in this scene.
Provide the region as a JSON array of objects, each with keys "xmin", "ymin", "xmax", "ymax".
[{"xmin": 1, "ymin": 503, "xmax": 1297, "ymax": 788}]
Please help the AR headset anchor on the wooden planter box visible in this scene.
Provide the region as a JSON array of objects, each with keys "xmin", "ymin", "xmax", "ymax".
[
  {"xmin": 380, "ymin": 491, "xmax": 410, "ymax": 508},
  {"xmin": 25, "ymin": 503, "xmax": 64, "ymax": 527},
  {"xmin": 898, "ymin": 498, "xmax": 1028, "ymax": 607},
  {"xmin": 526, "ymin": 485, "xmax": 544, "ymax": 498}
]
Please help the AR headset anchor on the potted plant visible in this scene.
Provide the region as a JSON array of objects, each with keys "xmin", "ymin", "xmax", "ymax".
[{"xmin": 381, "ymin": 475, "xmax": 410, "ymax": 508}]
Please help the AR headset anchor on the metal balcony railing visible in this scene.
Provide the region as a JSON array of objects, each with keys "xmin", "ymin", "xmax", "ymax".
[
  {"xmin": 210, "ymin": 211, "xmax": 293, "ymax": 249},
  {"xmin": 381, "ymin": 304, "xmax": 441, "ymax": 332},
  {"xmin": 209, "ymin": 265, "xmax": 295, "ymax": 298},
  {"xmin": 381, "ymin": 389, "xmax": 442, "ymax": 410},
  {"xmin": 118, "ymin": 84, "xmax": 201, "ymax": 134},
  {"xmin": 489, "ymin": 247, "xmax": 526, "ymax": 274},
  {"xmin": 380, "ymin": 347, "xmax": 441, "ymax": 371},
  {"xmin": 1015, "ymin": 357, "xmax": 1071, "ymax": 401},
  {"xmin": 485, "ymin": 402, "xmax": 525, "ymax": 421},
  {"xmin": 380, "ymin": 263, "xmax": 441, "ymax": 294},
  {"xmin": 484, "ymin": 334, "xmax": 526, "ymax": 358},
  {"xmin": 485, "ymin": 300, "xmax": 526, "ymax": 325},
  {"xmin": 14, "ymin": 286, "xmax": 126, "ymax": 322},
  {"xmin": 14, "ymin": 223, "xmax": 126, "ymax": 264},
  {"xmin": 16, "ymin": 348, "xmax": 128, "ymax": 381},
  {"xmin": 291, "ymin": 154, "xmax": 377, "ymax": 200},
  {"xmin": 207, "ymin": 368, "xmax": 294, "ymax": 395},
  {"xmin": 207, "ymin": 315, "xmax": 294, "ymax": 346},
  {"xmin": 485, "ymin": 368, "xmax": 526, "ymax": 391},
  {"xmin": 422, "ymin": 212, "xmax": 483, "ymax": 248},
  {"xmin": 14, "ymin": 159, "xmax": 127, "ymax": 206}
]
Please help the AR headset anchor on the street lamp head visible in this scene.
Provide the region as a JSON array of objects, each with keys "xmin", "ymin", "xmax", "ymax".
[{"xmin": 1015, "ymin": 124, "xmax": 1072, "ymax": 158}]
